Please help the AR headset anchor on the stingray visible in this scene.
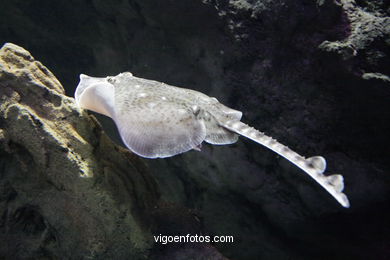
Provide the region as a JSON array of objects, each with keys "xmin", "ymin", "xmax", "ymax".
[{"xmin": 74, "ymin": 72, "xmax": 350, "ymax": 208}]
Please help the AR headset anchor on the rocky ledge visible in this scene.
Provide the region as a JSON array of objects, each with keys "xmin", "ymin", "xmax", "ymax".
[{"xmin": 0, "ymin": 42, "xmax": 160, "ymax": 259}]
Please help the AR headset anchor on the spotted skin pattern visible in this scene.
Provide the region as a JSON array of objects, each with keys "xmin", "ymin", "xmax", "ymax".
[{"xmin": 75, "ymin": 72, "xmax": 350, "ymax": 208}]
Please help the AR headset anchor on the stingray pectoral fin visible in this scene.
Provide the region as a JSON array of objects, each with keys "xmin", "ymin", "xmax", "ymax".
[
  {"xmin": 222, "ymin": 120, "xmax": 350, "ymax": 208},
  {"xmin": 114, "ymin": 105, "xmax": 206, "ymax": 158}
]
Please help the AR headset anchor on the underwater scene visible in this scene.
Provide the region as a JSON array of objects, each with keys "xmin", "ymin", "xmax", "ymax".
[{"xmin": 0, "ymin": 1, "xmax": 389, "ymax": 259}]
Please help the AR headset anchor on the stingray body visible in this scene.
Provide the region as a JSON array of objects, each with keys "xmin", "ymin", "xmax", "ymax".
[{"xmin": 75, "ymin": 72, "xmax": 350, "ymax": 208}]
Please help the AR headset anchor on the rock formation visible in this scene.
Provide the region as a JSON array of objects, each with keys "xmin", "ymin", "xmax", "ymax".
[
  {"xmin": 0, "ymin": 0, "xmax": 389, "ymax": 259},
  {"xmin": 0, "ymin": 42, "xmax": 160, "ymax": 259}
]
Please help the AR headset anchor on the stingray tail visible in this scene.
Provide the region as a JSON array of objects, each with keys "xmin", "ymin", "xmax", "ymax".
[{"xmin": 222, "ymin": 120, "xmax": 350, "ymax": 208}]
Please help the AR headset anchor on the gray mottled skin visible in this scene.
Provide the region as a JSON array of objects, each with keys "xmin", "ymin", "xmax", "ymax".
[{"xmin": 75, "ymin": 72, "xmax": 350, "ymax": 208}]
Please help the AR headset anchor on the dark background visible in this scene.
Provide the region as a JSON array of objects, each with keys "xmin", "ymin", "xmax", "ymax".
[{"xmin": 1, "ymin": 0, "xmax": 390, "ymax": 259}]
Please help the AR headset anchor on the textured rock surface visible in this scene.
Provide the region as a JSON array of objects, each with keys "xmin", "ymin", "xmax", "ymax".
[
  {"xmin": 319, "ymin": 0, "xmax": 390, "ymax": 81},
  {"xmin": 0, "ymin": 43, "xmax": 159, "ymax": 259},
  {"xmin": 1, "ymin": 0, "xmax": 389, "ymax": 259}
]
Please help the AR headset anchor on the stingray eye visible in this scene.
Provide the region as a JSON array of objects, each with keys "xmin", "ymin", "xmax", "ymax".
[{"xmin": 107, "ymin": 76, "xmax": 116, "ymax": 84}]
